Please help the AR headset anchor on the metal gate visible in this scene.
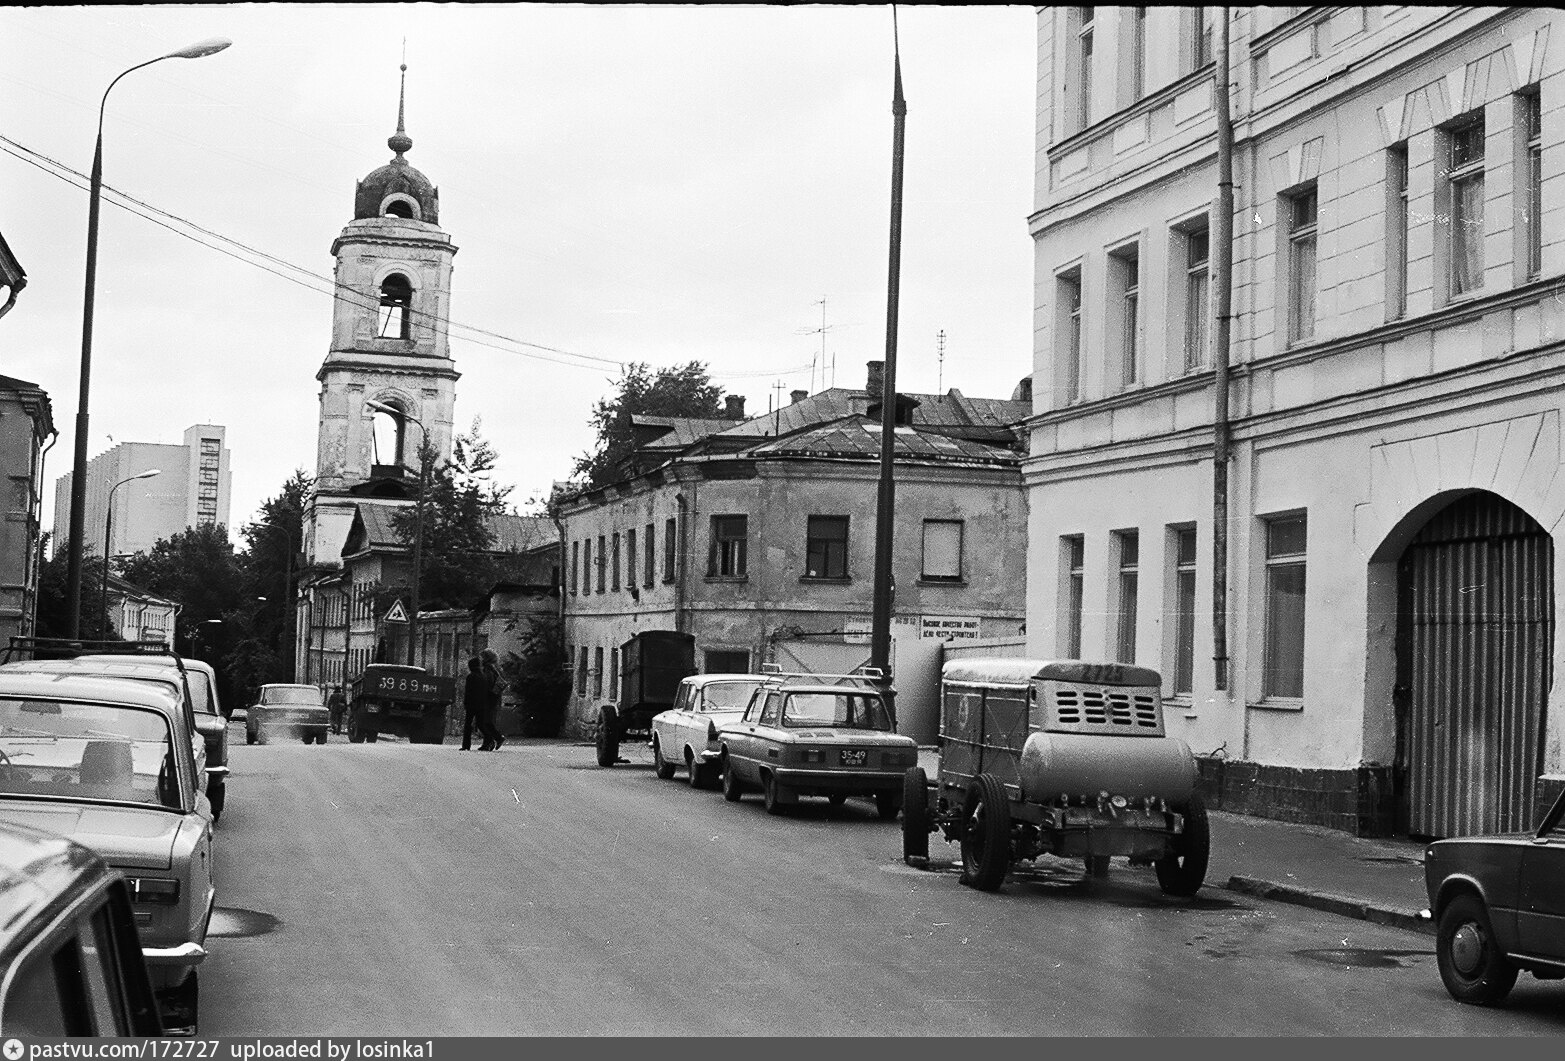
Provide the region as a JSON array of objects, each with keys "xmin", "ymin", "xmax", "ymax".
[{"xmin": 1398, "ymin": 493, "xmax": 1553, "ymax": 837}]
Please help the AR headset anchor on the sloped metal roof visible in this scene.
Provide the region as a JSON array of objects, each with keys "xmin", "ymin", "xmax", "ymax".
[{"xmin": 740, "ymin": 415, "xmax": 1017, "ymax": 466}]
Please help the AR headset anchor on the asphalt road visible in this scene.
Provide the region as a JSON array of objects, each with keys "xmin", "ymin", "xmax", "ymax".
[{"xmin": 200, "ymin": 728, "xmax": 1565, "ymax": 1036}]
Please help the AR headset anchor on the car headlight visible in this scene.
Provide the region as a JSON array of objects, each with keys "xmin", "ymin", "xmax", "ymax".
[{"xmin": 126, "ymin": 877, "xmax": 181, "ymax": 904}]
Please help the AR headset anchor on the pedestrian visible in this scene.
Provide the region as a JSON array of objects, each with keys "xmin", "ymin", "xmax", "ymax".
[
  {"xmin": 480, "ymin": 647, "xmax": 506, "ymax": 751},
  {"xmin": 461, "ymin": 656, "xmax": 492, "ymax": 751}
]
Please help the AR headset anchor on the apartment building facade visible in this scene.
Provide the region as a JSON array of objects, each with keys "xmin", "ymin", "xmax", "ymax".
[{"xmin": 1029, "ymin": 6, "xmax": 1563, "ymax": 837}]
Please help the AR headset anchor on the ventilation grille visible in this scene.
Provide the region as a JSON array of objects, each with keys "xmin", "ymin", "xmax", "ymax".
[{"xmin": 1046, "ymin": 684, "xmax": 1162, "ymax": 736}]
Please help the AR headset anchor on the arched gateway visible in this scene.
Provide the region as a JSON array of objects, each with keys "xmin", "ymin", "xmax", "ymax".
[{"xmin": 1396, "ymin": 492, "xmax": 1554, "ymax": 837}]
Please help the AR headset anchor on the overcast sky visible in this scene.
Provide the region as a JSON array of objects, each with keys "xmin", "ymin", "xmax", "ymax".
[{"xmin": 1, "ymin": 4, "xmax": 1037, "ymax": 537}]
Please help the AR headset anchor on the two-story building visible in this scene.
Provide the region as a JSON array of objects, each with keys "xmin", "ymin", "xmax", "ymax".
[
  {"xmin": 1029, "ymin": 6, "xmax": 1563, "ymax": 837},
  {"xmin": 556, "ymin": 362, "xmax": 1031, "ymax": 742}
]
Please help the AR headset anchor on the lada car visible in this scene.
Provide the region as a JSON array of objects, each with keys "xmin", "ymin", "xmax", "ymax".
[
  {"xmin": 0, "ymin": 818, "xmax": 164, "ymax": 1036},
  {"xmin": 247, "ymin": 683, "xmax": 330, "ymax": 745},
  {"xmin": 1423, "ymin": 787, "xmax": 1565, "ymax": 1005},
  {"xmin": 0, "ymin": 670, "xmax": 215, "ymax": 1035},
  {"xmin": 903, "ymin": 658, "xmax": 1209, "ymax": 896},
  {"xmin": 718, "ymin": 670, "xmax": 916, "ymax": 818},
  {"xmin": 651, "ymin": 674, "xmax": 769, "ymax": 788}
]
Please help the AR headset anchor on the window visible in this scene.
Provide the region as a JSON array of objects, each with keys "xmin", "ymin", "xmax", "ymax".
[
  {"xmin": 705, "ymin": 650, "xmax": 750, "ymax": 674},
  {"xmin": 664, "ymin": 517, "xmax": 677, "ymax": 582},
  {"xmin": 596, "ymin": 534, "xmax": 606, "ymax": 593},
  {"xmin": 1077, "ymin": 7, "xmax": 1094, "ymax": 131},
  {"xmin": 1172, "ymin": 527, "xmax": 1197, "ymax": 695},
  {"xmin": 643, "ymin": 522, "xmax": 655, "ymax": 587},
  {"xmin": 1179, "ymin": 225, "xmax": 1210, "ymax": 370},
  {"xmin": 1114, "ymin": 531, "xmax": 1138, "ymax": 664},
  {"xmin": 1446, "ymin": 114, "xmax": 1486, "ymax": 296},
  {"xmin": 1062, "ymin": 535, "xmax": 1085, "ymax": 658},
  {"xmin": 377, "ymin": 274, "xmax": 412, "ymax": 339},
  {"xmin": 1286, "ymin": 184, "xmax": 1318, "ymax": 343},
  {"xmin": 1110, "ymin": 244, "xmax": 1141, "ymax": 387},
  {"xmin": 1262, "ymin": 515, "xmax": 1307, "ymax": 699},
  {"xmin": 1123, "ymin": 7, "xmax": 1147, "ymax": 106},
  {"xmin": 805, "ymin": 516, "xmax": 849, "ymax": 579},
  {"xmin": 921, "ymin": 520, "xmax": 963, "ymax": 582},
  {"xmin": 581, "ymin": 538, "xmax": 591, "ymax": 596},
  {"xmin": 709, "ymin": 515, "xmax": 747, "ymax": 578},
  {"xmin": 611, "ymin": 531, "xmax": 621, "ymax": 591},
  {"xmin": 1386, "ymin": 145, "xmax": 1409, "ymax": 319},
  {"xmin": 626, "ymin": 529, "xmax": 636, "ymax": 593},
  {"xmin": 1192, "ymin": 7, "xmax": 1213, "ymax": 70},
  {"xmin": 570, "ymin": 540, "xmax": 579, "ymax": 595},
  {"xmin": 1520, "ymin": 91, "xmax": 1542, "ymax": 279},
  {"xmin": 1058, "ymin": 269, "xmax": 1084, "ymax": 402},
  {"xmin": 577, "ymin": 647, "xmax": 588, "ymax": 697},
  {"xmin": 609, "ymin": 645, "xmax": 618, "ymax": 695},
  {"xmin": 592, "ymin": 647, "xmax": 604, "ymax": 699}
]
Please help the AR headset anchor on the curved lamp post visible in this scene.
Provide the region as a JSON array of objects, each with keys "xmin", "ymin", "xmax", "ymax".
[
  {"xmin": 65, "ymin": 37, "xmax": 232, "ymax": 638},
  {"xmin": 189, "ymin": 617, "xmax": 223, "ymax": 660},
  {"xmin": 365, "ymin": 400, "xmax": 427, "ymax": 666},
  {"xmin": 100, "ymin": 467, "xmax": 160, "ymax": 631}
]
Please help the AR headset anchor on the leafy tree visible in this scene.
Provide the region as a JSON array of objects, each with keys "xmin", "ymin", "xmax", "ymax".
[
  {"xmin": 502, "ymin": 612, "xmax": 570, "ymax": 737},
  {"xmin": 30, "ymin": 532, "xmax": 117, "ymax": 641},
  {"xmin": 223, "ymin": 470, "xmax": 313, "ymax": 700},
  {"xmin": 574, "ymin": 361, "xmax": 726, "ymax": 487},
  {"xmin": 388, "ymin": 421, "xmax": 515, "ymax": 611},
  {"xmin": 118, "ymin": 523, "xmax": 243, "ymax": 640}
]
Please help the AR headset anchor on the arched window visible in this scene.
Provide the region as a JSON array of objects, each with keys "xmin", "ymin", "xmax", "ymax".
[
  {"xmin": 370, "ymin": 403, "xmax": 408, "ymax": 469},
  {"xmin": 385, "ymin": 200, "xmax": 414, "ymax": 219},
  {"xmin": 377, "ymin": 274, "xmax": 413, "ymax": 339}
]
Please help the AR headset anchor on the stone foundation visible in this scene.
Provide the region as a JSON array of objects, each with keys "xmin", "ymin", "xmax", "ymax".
[{"xmin": 1196, "ymin": 758, "xmax": 1396, "ymax": 837}]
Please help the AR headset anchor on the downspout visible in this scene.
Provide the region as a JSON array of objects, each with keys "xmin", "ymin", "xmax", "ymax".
[
  {"xmin": 26, "ymin": 428, "xmax": 58, "ymax": 635},
  {"xmin": 1211, "ymin": 7, "xmax": 1235, "ymax": 694},
  {"xmin": 674, "ymin": 488, "xmax": 691, "ymax": 636}
]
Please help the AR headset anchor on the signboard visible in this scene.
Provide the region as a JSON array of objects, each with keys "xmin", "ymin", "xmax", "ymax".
[
  {"xmin": 920, "ymin": 615, "xmax": 982, "ymax": 641},
  {"xmin": 843, "ymin": 618, "xmax": 873, "ymax": 645},
  {"xmin": 383, "ymin": 600, "xmax": 408, "ymax": 623}
]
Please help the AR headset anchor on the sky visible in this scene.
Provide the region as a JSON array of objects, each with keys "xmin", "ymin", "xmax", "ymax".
[{"xmin": 0, "ymin": 4, "xmax": 1038, "ymax": 537}]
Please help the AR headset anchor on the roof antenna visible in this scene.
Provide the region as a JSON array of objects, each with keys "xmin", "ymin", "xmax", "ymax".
[
  {"xmin": 389, "ymin": 40, "xmax": 412, "ymax": 158},
  {"xmin": 937, "ymin": 329, "xmax": 946, "ymax": 393}
]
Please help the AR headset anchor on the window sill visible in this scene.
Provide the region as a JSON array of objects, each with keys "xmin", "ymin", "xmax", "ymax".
[
  {"xmin": 1248, "ymin": 697, "xmax": 1304, "ymax": 713},
  {"xmin": 705, "ymin": 575, "xmax": 748, "ymax": 584},
  {"xmin": 917, "ymin": 578, "xmax": 966, "ymax": 587},
  {"xmin": 799, "ymin": 576, "xmax": 851, "ymax": 584}
]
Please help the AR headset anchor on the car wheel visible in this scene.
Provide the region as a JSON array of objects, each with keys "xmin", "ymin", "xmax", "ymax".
[
  {"xmin": 1086, "ymin": 855, "xmax": 1110, "ymax": 880},
  {"xmin": 827, "ymin": 793, "xmax": 847, "ymax": 808},
  {"xmin": 686, "ymin": 750, "xmax": 708, "ymax": 789},
  {"xmin": 762, "ymin": 773, "xmax": 790, "ymax": 816},
  {"xmin": 208, "ymin": 782, "xmax": 225, "ymax": 823},
  {"xmin": 245, "ymin": 727, "xmax": 256, "ymax": 746},
  {"xmin": 874, "ymin": 790, "xmax": 902, "ymax": 821},
  {"xmin": 1155, "ymin": 795, "xmax": 1210, "ymax": 897},
  {"xmin": 596, "ymin": 709, "xmax": 619, "ymax": 768},
  {"xmin": 721, "ymin": 755, "xmax": 743, "ymax": 802},
  {"xmin": 1437, "ymin": 893, "xmax": 1519, "ymax": 1005},
  {"xmin": 160, "ymin": 970, "xmax": 199, "ymax": 1037},
  {"xmin": 257, "ymin": 728, "xmax": 269, "ymax": 746},
  {"xmin": 901, "ymin": 767, "xmax": 930, "ymax": 866},
  {"xmin": 317, "ymin": 733, "xmax": 328, "ymax": 745},
  {"xmin": 348, "ymin": 718, "xmax": 364, "ymax": 744},
  {"xmin": 652, "ymin": 736, "xmax": 676, "ymax": 780},
  {"xmin": 365, "ymin": 730, "xmax": 378, "ymax": 743},
  {"xmin": 959, "ymin": 773, "xmax": 1011, "ymax": 892}
]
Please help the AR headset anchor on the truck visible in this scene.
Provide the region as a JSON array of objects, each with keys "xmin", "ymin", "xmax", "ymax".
[
  {"xmin": 347, "ymin": 663, "xmax": 455, "ymax": 744},
  {"xmin": 596, "ymin": 630, "xmax": 697, "ymax": 767},
  {"xmin": 903, "ymin": 657, "xmax": 1210, "ymax": 896}
]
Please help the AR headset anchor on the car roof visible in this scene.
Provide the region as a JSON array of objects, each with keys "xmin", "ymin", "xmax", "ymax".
[
  {"xmin": 3, "ymin": 658, "xmax": 182, "ymax": 682},
  {"xmin": 260, "ymin": 683, "xmax": 320, "ymax": 691},
  {"xmin": 0, "ymin": 820, "xmax": 116, "ymax": 967},
  {"xmin": 0, "ymin": 670, "xmax": 185, "ymax": 713},
  {"xmin": 683, "ymin": 674, "xmax": 767, "ymax": 688}
]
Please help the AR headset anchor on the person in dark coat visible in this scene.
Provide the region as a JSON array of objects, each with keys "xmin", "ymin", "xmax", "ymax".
[
  {"xmin": 461, "ymin": 657, "xmax": 494, "ymax": 751},
  {"xmin": 480, "ymin": 648, "xmax": 506, "ymax": 750}
]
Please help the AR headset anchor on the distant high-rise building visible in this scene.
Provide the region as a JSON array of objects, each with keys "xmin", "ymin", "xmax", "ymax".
[{"xmin": 53, "ymin": 424, "xmax": 232, "ymax": 558}]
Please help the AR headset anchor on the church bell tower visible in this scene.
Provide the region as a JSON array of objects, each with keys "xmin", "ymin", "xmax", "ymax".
[{"xmin": 302, "ymin": 64, "xmax": 459, "ymax": 569}]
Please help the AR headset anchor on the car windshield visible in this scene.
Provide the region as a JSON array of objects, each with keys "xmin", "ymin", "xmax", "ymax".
[
  {"xmin": 264, "ymin": 687, "xmax": 323, "ymax": 705},
  {"xmin": 0, "ymin": 697, "xmax": 178, "ymax": 808},
  {"xmin": 704, "ymin": 682, "xmax": 763, "ymax": 712},
  {"xmin": 781, "ymin": 692, "xmax": 892, "ymax": 731}
]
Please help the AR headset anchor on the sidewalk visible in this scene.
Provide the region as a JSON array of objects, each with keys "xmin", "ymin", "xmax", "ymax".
[{"xmin": 915, "ymin": 749, "xmax": 1432, "ymax": 934}]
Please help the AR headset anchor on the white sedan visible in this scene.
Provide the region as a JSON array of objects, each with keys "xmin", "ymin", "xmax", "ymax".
[{"xmin": 650, "ymin": 675, "xmax": 767, "ymax": 789}]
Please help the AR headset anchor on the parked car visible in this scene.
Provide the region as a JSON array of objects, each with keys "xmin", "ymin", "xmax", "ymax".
[
  {"xmin": 903, "ymin": 658, "xmax": 1209, "ymax": 896},
  {"xmin": 0, "ymin": 670, "xmax": 216, "ymax": 1034},
  {"xmin": 598, "ymin": 631, "xmax": 696, "ymax": 767},
  {"xmin": 650, "ymin": 674, "xmax": 769, "ymax": 788},
  {"xmin": 0, "ymin": 818, "xmax": 164, "ymax": 1036},
  {"xmin": 1423, "ymin": 787, "xmax": 1565, "ymax": 1005},
  {"xmin": 718, "ymin": 670, "xmax": 916, "ymax": 817},
  {"xmin": 247, "ymin": 684, "xmax": 330, "ymax": 745}
]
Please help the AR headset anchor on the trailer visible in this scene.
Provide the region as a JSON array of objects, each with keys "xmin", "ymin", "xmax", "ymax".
[{"xmin": 596, "ymin": 630, "xmax": 696, "ymax": 767}]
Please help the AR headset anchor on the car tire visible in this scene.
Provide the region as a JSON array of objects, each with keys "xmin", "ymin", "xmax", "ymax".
[
  {"xmin": 1437, "ymin": 893, "xmax": 1519, "ymax": 1005},
  {"xmin": 596, "ymin": 709, "xmax": 619, "ymax": 768},
  {"xmin": 348, "ymin": 719, "xmax": 364, "ymax": 744},
  {"xmin": 827, "ymin": 793, "xmax": 847, "ymax": 808},
  {"xmin": 652, "ymin": 736, "xmax": 676, "ymax": 780},
  {"xmin": 1155, "ymin": 795, "xmax": 1210, "ymax": 897},
  {"xmin": 245, "ymin": 727, "xmax": 256, "ymax": 746},
  {"xmin": 762, "ymin": 773, "xmax": 789, "ymax": 816},
  {"xmin": 365, "ymin": 729, "xmax": 378, "ymax": 743},
  {"xmin": 1086, "ymin": 855, "xmax": 1110, "ymax": 880},
  {"xmin": 160, "ymin": 970, "xmax": 199, "ymax": 1037},
  {"xmin": 959, "ymin": 773, "xmax": 1011, "ymax": 892},
  {"xmin": 686, "ymin": 750, "xmax": 708, "ymax": 790},
  {"xmin": 901, "ymin": 767, "xmax": 930, "ymax": 866},
  {"xmin": 721, "ymin": 755, "xmax": 743, "ymax": 802},
  {"xmin": 257, "ymin": 728, "xmax": 269, "ymax": 746}
]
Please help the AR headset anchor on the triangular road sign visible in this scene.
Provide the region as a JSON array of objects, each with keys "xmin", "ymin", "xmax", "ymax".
[{"xmin": 384, "ymin": 600, "xmax": 409, "ymax": 623}]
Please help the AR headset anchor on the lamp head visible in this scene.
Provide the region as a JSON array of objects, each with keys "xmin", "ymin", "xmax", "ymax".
[
  {"xmin": 135, "ymin": 468, "xmax": 161, "ymax": 480},
  {"xmin": 167, "ymin": 38, "xmax": 231, "ymax": 60}
]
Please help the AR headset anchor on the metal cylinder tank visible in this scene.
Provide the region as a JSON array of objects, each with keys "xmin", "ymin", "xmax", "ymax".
[{"xmin": 1018, "ymin": 732, "xmax": 1196, "ymax": 805}]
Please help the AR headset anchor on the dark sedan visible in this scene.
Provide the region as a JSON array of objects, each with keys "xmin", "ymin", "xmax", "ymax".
[{"xmin": 1423, "ymin": 788, "xmax": 1565, "ymax": 1004}]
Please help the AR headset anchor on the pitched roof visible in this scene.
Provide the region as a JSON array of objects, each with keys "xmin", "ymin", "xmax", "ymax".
[
  {"xmin": 486, "ymin": 513, "xmax": 554, "ymax": 552},
  {"xmin": 739, "ymin": 415, "xmax": 1018, "ymax": 466},
  {"xmin": 343, "ymin": 504, "xmax": 554, "ymax": 558}
]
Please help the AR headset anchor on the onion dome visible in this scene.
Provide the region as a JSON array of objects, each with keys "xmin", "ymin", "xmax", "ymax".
[{"xmin": 353, "ymin": 63, "xmax": 440, "ymax": 224}]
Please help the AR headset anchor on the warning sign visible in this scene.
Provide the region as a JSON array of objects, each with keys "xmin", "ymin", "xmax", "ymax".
[{"xmin": 383, "ymin": 600, "xmax": 409, "ymax": 623}]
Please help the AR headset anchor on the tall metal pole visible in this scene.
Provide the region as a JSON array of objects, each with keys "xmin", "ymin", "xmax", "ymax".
[
  {"xmin": 870, "ymin": 11, "xmax": 907, "ymax": 682},
  {"xmin": 407, "ymin": 440, "xmax": 427, "ymax": 666},
  {"xmin": 100, "ymin": 468, "xmax": 159, "ymax": 631},
  {"xmin": 1211, "ymin": 8, "xmax": 1235, "ymax": 691}
]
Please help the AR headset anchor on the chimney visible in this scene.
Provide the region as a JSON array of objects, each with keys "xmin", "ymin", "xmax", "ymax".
[
  {"xmin": 724, "ymin": 395, "xmax": 745, "ymax": 419},
  {"xmin": 790, "ymin": 389, "xmax": 808, "ymax": 405},
  {"xmin": 866, "ymin": 360, "xmax": 884, "ymax": 396}
]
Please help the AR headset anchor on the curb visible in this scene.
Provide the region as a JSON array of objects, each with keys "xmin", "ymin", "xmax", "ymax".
[{"xmin": 1223, "ymin": 875, "xmax": 1434, "ymax": 935}]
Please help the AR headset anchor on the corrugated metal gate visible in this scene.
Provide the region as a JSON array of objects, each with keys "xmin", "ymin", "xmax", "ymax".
[{"xmin": 1399, "ymin": 493, "xmax": 1553, "ymax": 837}]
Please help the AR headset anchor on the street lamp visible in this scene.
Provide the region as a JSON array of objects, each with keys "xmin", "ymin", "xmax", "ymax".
[
  {"xmin": 189, "ymin": 618, "xmax": 223, "ymax": 660},
  {"xmin": 100, "ymin": 467, "xmax": 160, "ymax": 631},
  {"xmin": 65, "ymin": 37, "xmax": 232, "ymax": 638},
  {"xmin": 365, "ymin": 400, "xmax": 427, "ymax": 666}
]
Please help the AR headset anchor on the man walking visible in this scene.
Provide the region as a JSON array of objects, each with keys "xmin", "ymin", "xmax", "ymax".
[
  {"xmin": 461, "ymin": 656, "xmax": 491, "ymax": 751},
  {"xmin": 480, "ymin": 648, "xmax": 506, "ymax": 750}
]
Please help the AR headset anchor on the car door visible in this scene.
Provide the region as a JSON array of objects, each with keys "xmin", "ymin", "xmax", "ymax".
[
  {"xmin": 725, "ymin": 692, "xmax": 767, "ymax": 782},
  {"xmin": 671, "ymin": 685, "xmax": 700, "ymax": 757},
  {"xmin": 1517, "ymin": 796, "xmax": 1565, "ymax": 962}
]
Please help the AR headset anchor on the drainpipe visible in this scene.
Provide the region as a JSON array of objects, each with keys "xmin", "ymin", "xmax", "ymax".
[
  {"xmin": 1211, "ymin": 7, "xmax": 1235, "ymax": 693},
  {"xmin": 25, "ymin": 428, "xmax": 58, "ymax": 635},
  {"xmin": 674, "ymin": 490, "xmax": 689, "ymax": 636}
]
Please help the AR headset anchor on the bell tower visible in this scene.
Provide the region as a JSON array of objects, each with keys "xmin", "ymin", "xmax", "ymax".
[{"xmin": 303, "ymin": 64, "xmax": 459, "ymax": 568}]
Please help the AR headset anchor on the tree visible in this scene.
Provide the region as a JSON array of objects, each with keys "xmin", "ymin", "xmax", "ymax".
[
  {"xmin": 574, "ymin": 361, "xmax": 726, "ymax": 487},
  {"xmin": 224, "ymin": 470, "xmax": 313, "ymax": 700},
  {"xmin": 502, "ymin": 612, "xmax": 570, "ymax": 737},
  {"xmin": 388, "ymin": 421, "xmax": 514, "ymax": 611},
  {"xmin": 118, "ymin": 523, "xmax": 243, "ymax": 642},
  {"xmin": 31, "ymin": 532, "xmax": 117, "ymax": 641}
]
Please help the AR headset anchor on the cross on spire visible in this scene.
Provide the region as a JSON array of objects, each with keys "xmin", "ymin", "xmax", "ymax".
[{"xmin": 388, "ymin": 54, "xmax": 413, "ymax": 159}]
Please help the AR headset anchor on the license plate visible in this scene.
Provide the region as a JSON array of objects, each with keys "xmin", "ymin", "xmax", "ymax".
[{"xmin": 839, "ymin": 749, "xmax": 867, "ymax": 767}]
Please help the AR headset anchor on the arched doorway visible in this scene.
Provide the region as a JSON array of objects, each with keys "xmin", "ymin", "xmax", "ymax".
[{"xmin": 1396, "ymin": 492, "xmax": 1553, "ymax": 837}]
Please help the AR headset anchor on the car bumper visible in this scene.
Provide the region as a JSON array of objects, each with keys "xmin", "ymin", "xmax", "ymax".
[
  {"xmin": 142, "ymin": 941, "xmax": 208, "ymax": 967},
  {"xmin": 771, "ymin": 767, "xmax": 902, "ymax": 793}
]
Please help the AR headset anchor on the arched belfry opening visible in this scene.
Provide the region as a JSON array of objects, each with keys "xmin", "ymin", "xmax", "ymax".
[
  {"xmin": 368, "ymin": 402, "xmax": 409, "ymax": 472},
  {"xmin": 384, "ymin": 198, "xmax": 415, "ymax": 219},
  {"xmin": 377, "ymin": 273, "xmax": 413, "ymax": 339}
]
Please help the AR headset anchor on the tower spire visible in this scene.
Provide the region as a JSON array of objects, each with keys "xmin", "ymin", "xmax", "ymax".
[{"xmin": 388, "ymin": 54, "xmax": 412, "ymax": 159}]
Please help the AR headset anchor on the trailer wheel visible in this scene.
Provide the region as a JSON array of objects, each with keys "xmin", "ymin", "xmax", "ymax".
[
  {"xmin": 959, "ymin": 773, "xmax": 1011, "ymax": 892},
  {"xmin": 651, "ymin": 736, "xmax": 676, "ymax": 779},
  {"xmin": 901, "ymin": 767, "xmax": 930, "ymax": 866},
  {"xmin": 595, "ymin": 708, "xmax": 619, "ymax": 767},
  {"xmin": 1155, "ymin": 794, "xmax": 1210, "ymax": 897}
]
